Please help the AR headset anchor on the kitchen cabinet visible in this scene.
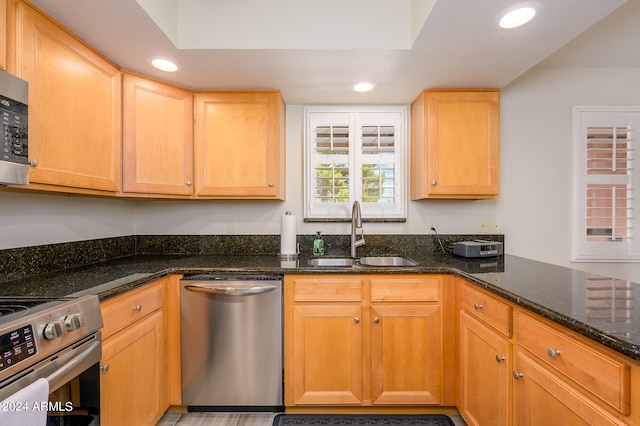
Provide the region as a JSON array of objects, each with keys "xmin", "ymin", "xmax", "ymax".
[
  {"xmin": 100, "ymin": 278, "xmax": 168, "ymax": 426},
  {"xmin": 284, "ymin": 275, "xmax": 445, "ymax": 408},
  {"xmin": 513, "ymin": 352, "xmax": 626, "ymax": 425},
  {"xmin": 458, "ymin": 282, "xmax": 513, "ymax": 426},
  {"xmin": 410, "ymin": 89, "xmax": 500, "ymax": 199},
  {"xmin": 122, "ymin": 73, "xmax": 194, "ymax": 197},
  {"xmin": 194, "ymin": 91, "xmax": 285, "ymax": 199},
  {"xmin": 457, "ymin": 277, "xmax": 640, "ymax": 426},
  {"xmin": 13, "ymin": 2, "xmax": 121, "ymax": 194},
  {"xmin": 513, "ymin": 311, "xmax": 632, "ymax": 425},
  {"xmin": 0, "ymin": 0, "xmax": 6, "ymax": 70}
]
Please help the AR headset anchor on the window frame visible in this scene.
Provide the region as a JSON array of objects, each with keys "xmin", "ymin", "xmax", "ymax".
[
  {"xmin": 303, "ymin": 106, "xmax": 408, "ymax": 221},
  {"xmin": 571, "ymin": 106, "xmax": 640, "ymax": 262}
]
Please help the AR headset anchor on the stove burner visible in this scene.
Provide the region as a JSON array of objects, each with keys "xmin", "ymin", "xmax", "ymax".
[{"xmin": 0, "ymin": 304, "xmax": 29, "ymax": 318}]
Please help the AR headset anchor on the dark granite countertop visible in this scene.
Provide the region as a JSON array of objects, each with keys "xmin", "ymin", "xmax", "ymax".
[{"xmin": 1, "ymin": 252, "xmax": 638, "ymax": 360}]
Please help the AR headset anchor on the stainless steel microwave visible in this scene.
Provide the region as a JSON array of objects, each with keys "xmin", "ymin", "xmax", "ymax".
[{"xmin": 0, "ymin": 70, "xmax": 28, "ymax": 185}]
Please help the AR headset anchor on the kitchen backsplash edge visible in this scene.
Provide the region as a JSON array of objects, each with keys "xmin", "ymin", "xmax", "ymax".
[{"xmin": 0, "ymin": 233, "xmax": 504, "ymax": 284}]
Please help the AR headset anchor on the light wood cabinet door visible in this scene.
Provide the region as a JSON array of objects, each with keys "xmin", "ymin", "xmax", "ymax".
[
  {"xmin": 459, "ymin": 311, "xmax": 512, "ymax": 426},
  {"xmin": 370, "ymin": 304, "xmax": 442, "ymax": 405},
  {"xmin": 285, "ymin": 275, "xmax": 446, "ymax": 408},
  {"xmin": 513, "ymin": 352, "xmax": 625, "ymax": 426},
  {"xmin": 15, "ymin": 2, "xmax": 121, "ymax": 193},
  {"xmin": 0, "ymin": 0, "xmax": 6, "ymax": 70},
  {"xmin": 289, "ymin": 303, "xmax": 363, "ymax": 405},
  {"xmin": 411, "ymin": 89, "xmax": 499, "ymax": 199},
  {"xmin": 100, "ymin": 310, "xmax": 166, "ymax": 426},
  {"xmin": 122, "ymin": 73, "xmax": 193, "ymax": 196},
  {"xmin": 194, "ymin": 91, "xmax": 285, "ymax": 199}
]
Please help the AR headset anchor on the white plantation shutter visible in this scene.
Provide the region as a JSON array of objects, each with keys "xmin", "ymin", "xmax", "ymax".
[
  {"xmin": 305, "ymin": 107, "xmax": 407, "ymax": 220},
  {"xmin": 572, "ymin": 107, "xmax": 640, "ymax": 261}
]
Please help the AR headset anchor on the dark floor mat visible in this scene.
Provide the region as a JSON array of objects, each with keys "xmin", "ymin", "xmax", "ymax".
[{"xmin": 272, "ymin": 414, "xmax": 455, "ymax": 426}]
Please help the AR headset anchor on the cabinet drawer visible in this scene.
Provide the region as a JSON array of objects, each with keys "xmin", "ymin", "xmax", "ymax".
[
  {"xmin": 292, "ymin": 277, "xmax": 363, "ymax": 302},
  {"xmin": 101, "ymin": 282, "xmax": 164, "ymax": 339},
  {"xmin": 370, "ymin": 276, "xmax": 440, "ymax": 302},
  {"xmin": 459, "ymin": 283, "xmax": 512, "ymax": 337},
  {"xmin": 517, "ymin": 312, "xmax": 630, "ymax": 415}
]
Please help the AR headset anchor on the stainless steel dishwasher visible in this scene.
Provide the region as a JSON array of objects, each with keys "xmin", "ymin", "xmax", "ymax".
[{"xmin": 180, "ymin": 274, "xmax": 283, "ymax": 411}]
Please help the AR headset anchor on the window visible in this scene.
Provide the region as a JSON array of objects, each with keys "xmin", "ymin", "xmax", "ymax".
[
  {"xmin": 304, "ymin": 107, "xmax": 407, "ymax": 221},
  {"xmin": 572, "ymin": 107, "xmax": 640, "ymax": 261}
]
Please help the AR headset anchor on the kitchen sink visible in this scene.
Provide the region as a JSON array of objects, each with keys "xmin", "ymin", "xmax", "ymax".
[
  {"xmin": 308, "ymin": 256, "xmax": 417, "ymax": 267},
  {"xmin": 308, "ymin": 257, "xmax": 355, "ymax": 267},
  {"xmin": 358, "ymin": 256, "xmax": 418, "ymax": 267}
]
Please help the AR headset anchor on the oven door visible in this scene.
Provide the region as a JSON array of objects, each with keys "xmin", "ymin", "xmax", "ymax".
[{"xmin": 0, "ymin": 332, "xmax": 101, "ymax": 425}]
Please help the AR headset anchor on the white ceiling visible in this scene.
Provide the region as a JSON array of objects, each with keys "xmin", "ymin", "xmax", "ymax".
[{"xmin": 29, "ymin": 0, "xmax": 635, "ymax": 104}]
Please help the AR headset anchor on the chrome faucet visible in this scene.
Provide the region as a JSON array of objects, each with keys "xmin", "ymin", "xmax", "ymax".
[{"xmin": 351, "ymin": 201, "xmax": 365, "ymax": 257}]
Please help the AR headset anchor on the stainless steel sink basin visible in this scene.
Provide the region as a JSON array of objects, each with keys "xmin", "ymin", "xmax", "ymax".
[
  {"xmin": 358, "ymin": 256, "xmax": 418, "ymax": 267},
  {"xmin": 308, "ymin": 257, "xmax": 355, "ymax": 267}
]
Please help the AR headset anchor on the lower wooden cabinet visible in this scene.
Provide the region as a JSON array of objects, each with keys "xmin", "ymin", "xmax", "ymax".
[
  {"xmin": 285, "ymin": 274, "xmax": 444, "ymax": 407},
  {"xmin": 99, "ymin": 279, "xmax": 168, "ymax": 426},
  {"xmin": 458, "ymin": 277, "xmax": 639, "ymax": 426},
  {"xmin": 458, "ymin": 280, "xmax": 513, "ymax": 426},
  {"xmin": 459, "ymin": 311, "xmax": 512, "ymax": 426},
  {"xmin": 290, "ymin": 302, "xmax": 364, "ymax": 405},
  {"xmin": 370, "ymin": 303, "xmax": 442, "ymax": 405},
  {"xmin": 513, "ymin": 351, "xmax": 630, "ymax": 426},
  {"xmin": 101, "ymin": 310, "xmax": 165, "ymax": 425}
]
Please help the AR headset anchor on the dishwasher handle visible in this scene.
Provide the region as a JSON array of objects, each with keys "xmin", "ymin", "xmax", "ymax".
[{"xmin": 184, "ymin": 283, "xmax": 278, "ymax": 296}]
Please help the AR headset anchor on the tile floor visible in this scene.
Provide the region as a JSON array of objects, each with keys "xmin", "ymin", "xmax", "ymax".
[{"xmin": 156, "ymin": 412, "xmax": 468, "ymax": 426}]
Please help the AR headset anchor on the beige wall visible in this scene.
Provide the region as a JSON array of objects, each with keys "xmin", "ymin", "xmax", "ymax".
[{"xmin": 1, "ymin": 65, "xmax": 639, "ymax": 281}]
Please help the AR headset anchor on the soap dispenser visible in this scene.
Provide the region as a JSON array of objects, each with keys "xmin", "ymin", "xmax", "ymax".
[{"xmin": 313, "ymin": 231, "xmax": 325, "ymax": 256}]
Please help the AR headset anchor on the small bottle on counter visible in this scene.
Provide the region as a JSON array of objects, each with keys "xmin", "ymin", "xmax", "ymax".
[{"xmin": 313, "ymin": 231, "xmax": 325, "ymax": 256}]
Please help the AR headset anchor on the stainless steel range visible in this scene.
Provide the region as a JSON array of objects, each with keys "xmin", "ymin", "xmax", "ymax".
[{"xmin": 0, "ymin": 295, "xmax": 103, "ymax": 424}]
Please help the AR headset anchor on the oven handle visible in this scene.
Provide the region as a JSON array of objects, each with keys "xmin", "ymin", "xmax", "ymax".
[
  {"xmin": 45, "ymin": 339, "xmax": 101, "ymax": 392},
  {"xmin": 0, "ymin": 333, "xmax": 102, "ymax": 402}
]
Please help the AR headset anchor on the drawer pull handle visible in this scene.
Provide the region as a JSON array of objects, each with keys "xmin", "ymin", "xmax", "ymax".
[
  {"xmin": 474, "ymin": 303, "xmax": 483, "ymax": 310},
  {"xmin": 354, "ymin": 317, "xmax": 360, "ymax": 324},
  {"xmin": 547, "ymin": 347, "xmax": 561, "ymax": 358},
  {"xmin": 133, "ymin": 304, "xmax": 142, "ymax": 312},
  {"xmin": 373, "ymin": 317, "xmax": 380, "ymax": 324},
  {"xmin": 100, "ymin": 364, "xmax": 110, "ymax": 373},
  {"xmin": 512, "ymin": 371, "xmax": 523, "ymax": 380},
  {"xmin": 496, "ymin": 355, "xmax": 505, "ymax": 363}
]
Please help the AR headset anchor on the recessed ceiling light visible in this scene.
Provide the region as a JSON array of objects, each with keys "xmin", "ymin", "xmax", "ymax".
[
  {"xmin": 352, "ymin": 81, "xmax": 376, "ymax": 92},
  {"xmin": 149, "ymin": 57, "xmax": 179, "ymax": 72},
  {"xmin": 497, "ymin": 2, "xmax": 542, "ymax": 29}
]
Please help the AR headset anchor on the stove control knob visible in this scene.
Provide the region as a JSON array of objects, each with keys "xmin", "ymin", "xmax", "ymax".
[
  {"xmin": 64, "ymin": 313, "xmax": 85, "ymax": 331},
  {"xmin": 44, "ymin": 320, "xmax": 65, "ymax": 340}
]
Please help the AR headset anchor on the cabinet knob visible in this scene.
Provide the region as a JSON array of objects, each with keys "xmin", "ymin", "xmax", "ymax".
[
  {"xmin": 547, "ymin": 347, "xmax": 561, "ymax": 358},
  {"xmin": 431, "ymin": 180, "xmax": 438, "ymax": 186},
  {"xmin": 186, "ymin": 181, "xmax": 192, "ymax": 186},
  {"xmin": 133, "ymin": 304, "xmax": 142, "ymax": 312},
  {"xmin": 496, "ymin": 355, "xmax": 505, "ymax": 363},
  {"xmin": 268, "ymin": 182, "xmax": 274, "ymax": 187},
  {"xmin": 100, "ymin": 364, "xmax": 110, "ymax": 373},
  {"xmin": 474, "ymin": 303, "xmax": 483, "ymax": 310},
  {"xmin": 28, "ymin": 159, "xmax": 38, "ymax": 168},
  {"xmin": 373, "ymin": 317, "xmax": 380, "ymax": 324},
  {"xmin": 354, "ymin": 317, "xmax": 360, "ymax": 324},
  {"xmin": 512, "ymin": 371, "xmax": 524, "ymax": 380}
]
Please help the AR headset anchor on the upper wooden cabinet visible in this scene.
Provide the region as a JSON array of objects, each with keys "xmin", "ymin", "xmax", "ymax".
[
  {"xmin": 122, "ymin": 73, "xmax": 193, "ymax": 197},
  {"xmin": 410, "ymin": 89, "xmax": 500, "ymax": 199},
  {"xmin": 13, "ymin": 2, "xmax": 121, "ymax": 193},
  {"xmin": 194, "ymin": 91, "xmax": 285, "ymax": 199}
]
